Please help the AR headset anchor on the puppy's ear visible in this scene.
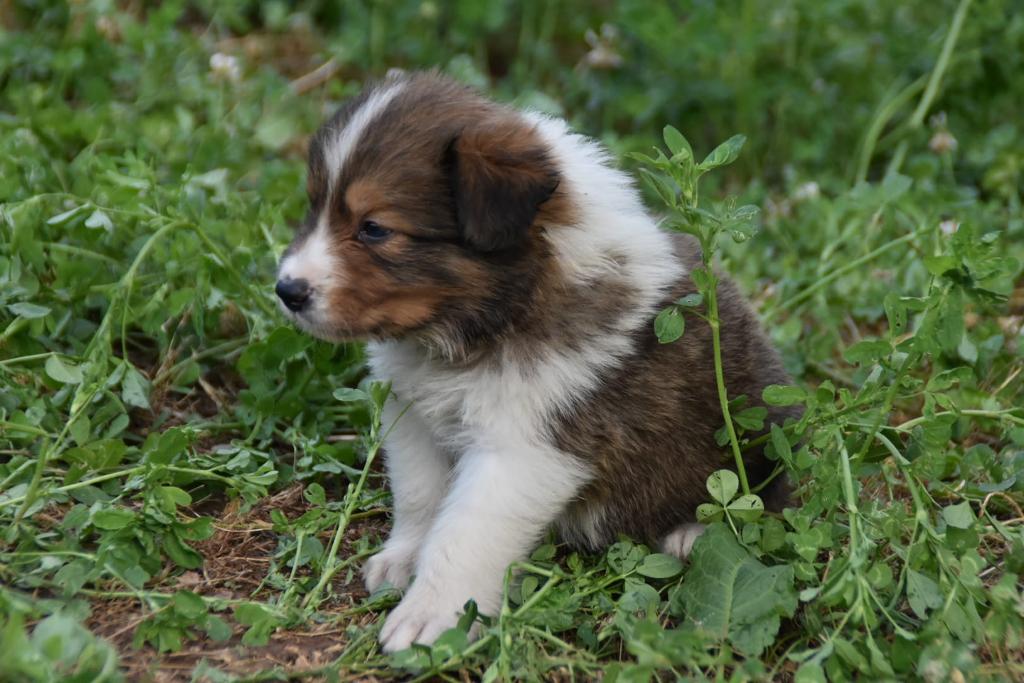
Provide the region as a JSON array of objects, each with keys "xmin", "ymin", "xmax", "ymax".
[{"xmin": 447, "ymin": 123, "xmax": 559, "ymax": 252}]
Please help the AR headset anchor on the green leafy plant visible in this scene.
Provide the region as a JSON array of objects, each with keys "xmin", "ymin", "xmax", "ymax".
[
  {"xmin": 1, "ymin": 0, "xmax": 1022, "ymax": 680},
  {"xmin": 674, "ymin": 524, "xmax": 797, "ymax": 657},
  {"xmin": 697, "ymin": 469, "xmax": 765, "ymax": 526},
  {"xmin": 635, "ymin": 128, "xmax": 764, "ymax": 498}
]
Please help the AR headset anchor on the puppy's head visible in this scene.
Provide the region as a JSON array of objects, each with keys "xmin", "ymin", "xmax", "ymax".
[{"xmin": 276, "ymin": 72, "xmax": 565, "ymax": 346}]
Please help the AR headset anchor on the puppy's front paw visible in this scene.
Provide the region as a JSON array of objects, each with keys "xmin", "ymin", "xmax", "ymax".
[
  {"xmin": 662, "ymin": 522, "xmax": 706, "ymax": 558},
  {"xmin": 379, "ymin": 581, "xmax": 475, "ymax": 652},
  {"xmin": 363, "ymin": 542, "xmax": 418, "ymax": 594}
]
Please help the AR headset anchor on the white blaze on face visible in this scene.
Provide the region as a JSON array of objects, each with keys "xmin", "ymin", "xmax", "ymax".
[
  {"xmin": 278, "ymin": 212, "xmax": 340, "ymax": 307},
  {"xmin": 277, "ymin": 80, "xmax": 406, "ymax": 314},
  {"xmin": 324, "ymin": 82, "xmax": 405, "ymax": 188}
]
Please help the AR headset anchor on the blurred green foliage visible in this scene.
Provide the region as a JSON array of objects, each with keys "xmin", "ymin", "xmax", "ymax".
[{"xmin": 1, "ymin": 0, "xmax": 1023, "ymax": 680}]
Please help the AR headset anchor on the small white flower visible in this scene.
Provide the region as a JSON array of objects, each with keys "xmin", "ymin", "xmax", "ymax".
[
  {"xmin": 209, "ymin": 53, "xmax": 241, "ymax": 83},
  {"xmin": 929, "ymin": 130, "xmax": 957, "ymax": 154},
  {"xmin": 581, "ymin": 24, "xmax": 623, "ymax": 70},
  {"xmin": 764, "ymin": 196, "xmax": 792, "ymax": 223},
  {"xmin": 939, "ymin": 219, "xmax": 959, "ymax": 235},
  {"xmin": 997, "ymin": 315, "xmax": 1021, "ymax": 337},
  {"xmin": 920, "ymin": 660, "xmax": 948, "ymax": 683},
  {"xmin": 419, "ymin": 1, "xmax": 438, "ymax": 20},
  {"xmin": 792, "ymin": 181, "xmax": 820, "ymax": 202},
  {"xmin": 95, "ymin": 16, "xmax": 120, "ymax": 42}
]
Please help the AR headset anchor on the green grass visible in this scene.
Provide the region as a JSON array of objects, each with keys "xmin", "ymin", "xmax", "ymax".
[{"xmin": 1, "ymin": 1, "xmax": 1023, "ymax": 681}]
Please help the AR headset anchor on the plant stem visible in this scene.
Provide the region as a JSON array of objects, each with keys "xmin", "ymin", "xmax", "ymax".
[
  {"xmin": 0, "ymin": 466, "xmax": 146, "ymax": 509},
  {"xmin": 300, "ymin": 401, "xmax": 397, "ymax": 611},
  {"xmin": 854, "ymin": 74, "xmax": 928, "ymax": 185},
  {"xmin": 0, "ymin": 318, "xmax": 28, "ymax": 344},
  {"xmin": 836, "ymin": 432, "xmax": 861, "ymax": 556},
  {"xmin": 0, "ymin": 461, "xmax": 34, "ymax": 492},
  {"xmin": 0, "ymin": 422, "xmax": 52, "ymax": 438},
  {"xmin": 767, "ymin": 229, "xmax": 925, "ymax": 321},
  {"xmin": 707, "ymin": 276, "xmax": 750, "ymax": 496},
  {"xmin": 288, "ymin": 530, "xmax": 306, "ymax": 586},
  {"xmin": 855, "ymin": 351, "xmax": 920, "ymax": 462},
  {"xmin": 741, "ymin": 401, "xmax": 865, "ymax": 452},
  {"xmin": 895, "ymin": 408, "xmax": 1024, "ymax": 431},
  {"xmin": 45, "ymin": 241, "xmax": 121, "ymax": 265},
  {"xmin": 910, "ymin": 0, "xmax": 972, "ymax": 128},
  {"xmin": 0, "ymin": 351, "xmax": 58, "ymax": 367},
  {"xmin": 885, "ymin": 0, "xmax": 973, "ymax": 177}
]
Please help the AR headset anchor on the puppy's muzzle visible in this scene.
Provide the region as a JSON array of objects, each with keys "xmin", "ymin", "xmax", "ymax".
[{"xmin": 276, "ymin": 277, "xmax": 312, "ymax": 313}]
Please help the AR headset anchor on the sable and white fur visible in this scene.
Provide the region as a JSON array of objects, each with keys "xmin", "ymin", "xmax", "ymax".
[{"xmin": 276, "ymin": 71, "xmax": 796, "ymax": 652}]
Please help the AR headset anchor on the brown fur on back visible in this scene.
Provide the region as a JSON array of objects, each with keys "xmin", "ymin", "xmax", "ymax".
[{"xmin": 552, "ymin": 234, "xmax": 798, "ymax": 548}]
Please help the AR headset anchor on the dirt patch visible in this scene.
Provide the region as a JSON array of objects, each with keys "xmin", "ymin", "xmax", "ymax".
[
  {"xmin": 105, "ymin": 619, "xmax": 358, "ymax": 682},
  {"xmin": 85, "ymin": 484, "xmax": 393, "ymax": 681}
]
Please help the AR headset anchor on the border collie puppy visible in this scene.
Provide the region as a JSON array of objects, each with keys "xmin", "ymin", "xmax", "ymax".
[{"xmin": 276, "ymin": 71, "xmax": 796, "ymax": 652}]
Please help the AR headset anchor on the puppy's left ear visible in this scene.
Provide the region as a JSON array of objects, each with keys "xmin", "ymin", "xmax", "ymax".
[{"xmin": 447, "ymin": 123, "xmax": 560, "ymax": 252}]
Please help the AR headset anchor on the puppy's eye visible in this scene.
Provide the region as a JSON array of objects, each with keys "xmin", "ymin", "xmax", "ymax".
[{"xmin": 358, "ymin": 220, "xmax": 392, "ymax": 243}]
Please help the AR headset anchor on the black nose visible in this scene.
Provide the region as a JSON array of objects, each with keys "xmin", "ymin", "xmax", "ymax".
[{"xmin": 276, "ymin": 278, "xmax": 311, "ymax": 312}]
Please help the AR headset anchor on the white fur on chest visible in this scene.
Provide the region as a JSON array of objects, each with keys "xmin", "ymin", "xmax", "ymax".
[{"xmin": 367, "ymin": 340, "xmax": 578, "ymax": 452}]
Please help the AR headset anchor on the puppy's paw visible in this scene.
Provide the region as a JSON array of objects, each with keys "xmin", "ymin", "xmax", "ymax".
[
  {"xmin": 363, "ymin": 542, "xmax": 417, "ymax": 594},
  {"xmin": 378, "ymin": 581, "xmax": 476, "ymax": 653},
  {"xmin": 662, "ymin": 523, "xmax": 706, "ymax": 559}
]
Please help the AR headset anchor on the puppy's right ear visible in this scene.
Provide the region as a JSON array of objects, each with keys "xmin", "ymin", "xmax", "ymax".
[{"xmin": 446, "ymin": 123, "xmax": 560, "ymax": 252}]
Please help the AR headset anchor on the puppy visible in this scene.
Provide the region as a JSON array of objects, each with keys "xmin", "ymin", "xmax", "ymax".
[{"xmin": 276, "ymin": 71, "xmax": 796, "ymax": 652}]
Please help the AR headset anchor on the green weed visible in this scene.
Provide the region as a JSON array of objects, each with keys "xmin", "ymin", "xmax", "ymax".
[{"xmin": 1, "ymin": 1, "xmax": 1022, "ymax": 681}]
